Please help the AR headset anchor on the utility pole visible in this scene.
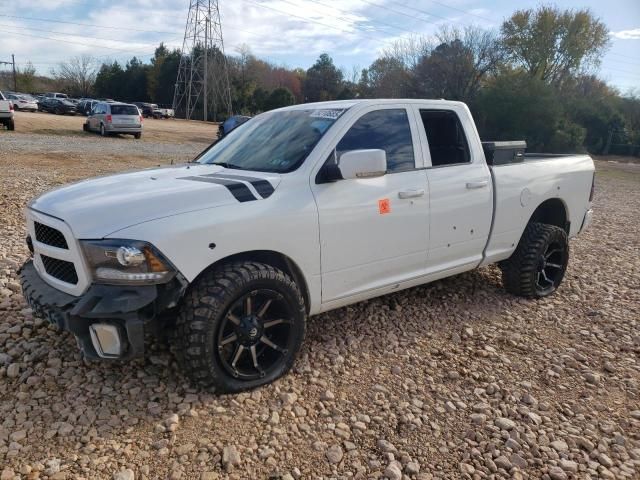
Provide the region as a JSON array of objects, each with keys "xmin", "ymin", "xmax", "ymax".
[
  {"xmin": 12, "ymin": 54, "xmax": 16, "ymax": 92},
  {"xmin": 173, "ymin": 0, "xmax": 232, "ymax": 121},
  {"xmin": 204, "ymin": 17, "xmax": 208, "ymax": 122}
]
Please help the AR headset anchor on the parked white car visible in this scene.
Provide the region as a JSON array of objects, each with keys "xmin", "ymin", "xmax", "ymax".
[
  {"xmin": 5, "ymin": 93, "xmax": 38, "ymax": 112},
  {"xmin": 0, "ymin": 91, "xmax": 14, "ymax": 130},
  {"xmin": 20, "ymin": 99, "xmax": 594, "ymax": 392}
]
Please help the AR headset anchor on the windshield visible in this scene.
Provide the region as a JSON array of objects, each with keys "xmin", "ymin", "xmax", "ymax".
[{"xmin": 198, "ymin": 108, "xmax": 344, "ymax": 173}]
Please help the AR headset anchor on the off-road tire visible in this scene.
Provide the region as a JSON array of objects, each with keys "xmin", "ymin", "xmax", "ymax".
[
  {"xmin": 173, "ymin": 261, "xmax": 306, "ymax": 392},
  {"xmin": 500, "ymin": 222, "xmax": 569, "ymax": 298},
  {"xmin": 7, "ymin": 119, "xmax": 14, "ymax": 131}
]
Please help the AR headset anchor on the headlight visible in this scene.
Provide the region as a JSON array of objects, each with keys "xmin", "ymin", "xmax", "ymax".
[{"xmin": 80, "ymin": 239, "xmax": 176, "ymax": 285}]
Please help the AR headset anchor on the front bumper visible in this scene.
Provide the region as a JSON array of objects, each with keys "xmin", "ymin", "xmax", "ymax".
[{"xmin": 19, "ymin": 260, "xmax": 185, "ymax": 359}]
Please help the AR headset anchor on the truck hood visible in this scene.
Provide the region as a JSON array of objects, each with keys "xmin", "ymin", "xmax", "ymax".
[{"xmin": 29, "ymin": 164, "xmax": 281, "ymax": 238}]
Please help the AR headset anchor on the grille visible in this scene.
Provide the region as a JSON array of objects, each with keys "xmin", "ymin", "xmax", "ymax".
[
  {"xmin": 34, "ymin": 222, "xmax": 68, "ymax": 249},
  {"xmin": 41, "ymin": 255, "xmax": 78, "ymax": 284}
]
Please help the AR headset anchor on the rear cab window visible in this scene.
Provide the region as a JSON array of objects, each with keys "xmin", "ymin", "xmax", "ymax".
[{"xmin": 419, "ymin": 110, "xmax": 471, "ymax": 167}]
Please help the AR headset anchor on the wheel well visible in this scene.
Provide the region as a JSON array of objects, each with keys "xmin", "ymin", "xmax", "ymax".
[
  {"xmin": 528, "ymin": 198, "xmax": 569, "ymax": 233},
  {"xmin": 197, "ymin": 250, "xmax": 310, "ymax": 313}
]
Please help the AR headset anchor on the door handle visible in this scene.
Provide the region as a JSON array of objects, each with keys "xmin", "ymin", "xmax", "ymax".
[
  {"xmin": 466, "ymin": 180, "xmax": 489, "ymax": 189},
  {"xmin": 398, "ymin": 189, "xmax": 425, "ymax": 199}
]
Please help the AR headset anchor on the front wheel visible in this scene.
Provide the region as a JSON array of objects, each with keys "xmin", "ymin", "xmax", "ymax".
[
  {"xmin": 500, "ymin": 222, "xmax": 569, "ymax": 298},
  {"xmin": 173, "ymin": 262, "xmax": 306, "ymax": 392}
]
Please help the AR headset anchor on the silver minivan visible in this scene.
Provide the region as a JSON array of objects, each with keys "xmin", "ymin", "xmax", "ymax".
[{"xmin": 84, "ymin": 102, "xmax": 143, "ymax": 138}]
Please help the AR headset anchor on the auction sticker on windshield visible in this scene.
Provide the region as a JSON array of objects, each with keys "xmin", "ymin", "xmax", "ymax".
[{"xmin": 309, "ymin": 109, "xmax": 344, "ymax": 120}]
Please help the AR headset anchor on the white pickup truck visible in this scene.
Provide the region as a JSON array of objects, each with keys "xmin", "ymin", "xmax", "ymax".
[
  {"xmin": 0, "ymin": 90, "xmax": 15, "ymax": 130},
  {"xmin": 20, "ymin": 99, "xmax": 595, "ymax": 392}
]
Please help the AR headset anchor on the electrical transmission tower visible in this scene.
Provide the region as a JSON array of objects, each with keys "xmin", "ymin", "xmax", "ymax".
[{"xmin": 173, "ymin": 0, "xmax": 232, "ymax": 121}]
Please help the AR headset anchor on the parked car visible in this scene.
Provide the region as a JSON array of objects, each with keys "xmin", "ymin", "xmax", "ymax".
[
  {"xmin": 44, "ymin": 92, "xmax": 69, "ymax": 100},
  {"xmin": 19, "ymin": 99, "xmax": 595, "ymax": 392},
  {"xmin": 5, "ymin": 93, "xmax": 38, "ymax": 112},
  {"xmin": 153, "ymin": 104, "xmax": 175, "ymax": 119},
  {"xmin": 77, "ymin": 99, "xmax": 98, "ymax": 116},
  {"xmin": 0, "ymin": 91, "xmax": 15, "ymax": 130},
  {"xmin": 217, "ymin": 115, "xmax": 251, "ymax": 139},
  {"xmin": 132, "ymin": 102, "xmax": 157, "ymax": 118},
  {"xmin": 83, "ymin": 101, "xmax": 142, "ymax": 138},
  {"xmin": 39, "ymin": 97, "xmax": 77, "ymax": 115}
]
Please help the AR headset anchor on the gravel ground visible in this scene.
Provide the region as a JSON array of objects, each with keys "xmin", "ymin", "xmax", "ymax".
[
  {"xmin": 0, "ymin": 132, "xmax": 206, "ymax": 161},
  {"xmin": 0, "ymin": 140, "xmax": 639, "ymax": 480}
]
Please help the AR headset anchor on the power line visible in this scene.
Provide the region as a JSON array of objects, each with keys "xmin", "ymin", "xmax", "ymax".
[
  {"xmin": 0, "ymin": 13, "xmax": 177, "ymax": 35},
  {"xmin": 414, "ymin": 0, "xmax": 493, "ymax": 23},
  {"xmin": 0, "ymin": 23, "xmax": 179, "ymax": 47},
  {"xmin": 0, "ymin": 28, "xmax": 182, "ymax": 55}
]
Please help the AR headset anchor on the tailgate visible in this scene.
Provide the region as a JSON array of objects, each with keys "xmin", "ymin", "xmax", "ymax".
[{"xmin": 0, "ymin": 101, "xmax": 11, "ymax": 113}]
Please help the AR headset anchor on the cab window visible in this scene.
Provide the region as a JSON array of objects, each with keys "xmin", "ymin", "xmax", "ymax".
[
  {"xmin": 419, "ymin": 110, "xmax": 470, "ymax": 167},
  {"xmin": 337, "ymin": 109, "xmax": 415, "ymax": 173}
]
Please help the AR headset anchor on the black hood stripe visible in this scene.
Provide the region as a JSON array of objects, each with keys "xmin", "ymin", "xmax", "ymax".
[
  {"xmin": 203, "ymin": 173, "xmax": 275, "ymax": 198},
  {"xmin": 180, "ymin": 176, "xmax": 257, "ymax": 202}
]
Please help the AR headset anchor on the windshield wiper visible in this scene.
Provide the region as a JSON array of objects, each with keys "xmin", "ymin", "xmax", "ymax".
[{"xmin": 212, "ymin": 161, "xmax": 246, "ymax": 170}]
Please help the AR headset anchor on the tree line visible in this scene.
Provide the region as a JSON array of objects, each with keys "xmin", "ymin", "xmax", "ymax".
[{"xmin": 3, "ymin": 4, "xmax": 639, "ymax": 155}]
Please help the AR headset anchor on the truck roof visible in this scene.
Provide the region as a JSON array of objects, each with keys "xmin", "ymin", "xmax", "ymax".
[{"xmin": 280, "ymin": 98, "xmax": 467, "ymax": 111}]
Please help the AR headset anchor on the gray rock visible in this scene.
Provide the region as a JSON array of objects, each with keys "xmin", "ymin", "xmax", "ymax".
[
  {"xmin": 222, "ymin": 445, "xmax": 241, "ymax": 468},
  {"xmin": 384, "ymin": 462, "xmax": 402, "ymax": 480},
  {"xmin": 548, "ymin": 466, "xmax": 567, "ymax": 480},
  {"xmin": 597, "ymin": 453, "xmax": 613, "ymax": 468},
  {"xmin": 550, "ymin": 440, "xmax": 568, "ymax": 452},
  {"xmin": 113, "ymin": 469, "xmax": 135, "ymax": 480},
  {"xmin": 6, "ymin": 363, "xmax": 19, "ymax": 378},
  {"xmin": 495, "ymin": 417, "xmax": 516, "ymax": 430},
  {"xmin": 326, "ymin": 444, "xmax": 343, "ymax": 464}
]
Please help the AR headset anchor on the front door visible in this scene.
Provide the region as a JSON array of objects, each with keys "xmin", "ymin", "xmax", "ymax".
[{"xmin": 312, "ymin": 106, "xmax": 430, "ymax": 304}]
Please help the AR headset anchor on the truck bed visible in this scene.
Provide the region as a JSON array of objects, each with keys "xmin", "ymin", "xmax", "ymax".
[{"xmin": 481, "ymin": 153, "xmax": 594, "ymax": 266}]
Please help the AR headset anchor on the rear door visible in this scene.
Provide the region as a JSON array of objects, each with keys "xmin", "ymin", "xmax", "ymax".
[
  {"xmin": 412, "ymin": 107, "xmax": 493, "ymax": 272},
  {"xmin": 111, "ymin": 104, "xmax": 140, "ymax": 126},
  {"xmin": 312, "ymin": 105, "xmax": 429, "ymax": 304}
]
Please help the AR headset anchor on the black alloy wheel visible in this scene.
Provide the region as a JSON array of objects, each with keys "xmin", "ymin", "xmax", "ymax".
[
  {"xmin": 500, "ymin": 222, "xmax": 569, "ymax": 298},
  {"xmin": 217, "ymin": 289, "xmax": 293, "ymax": 381},
  {"xmin": 535, "ymin": 240, "xmax": 568, "ymax": 295},
  {"xmin": 174, "ymin": 261, "xmax": 306, "ymax": 392}
]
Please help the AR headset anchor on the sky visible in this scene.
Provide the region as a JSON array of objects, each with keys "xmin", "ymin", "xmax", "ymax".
[{"xmin": 1, "ymin": 0, "xmax": 639, "ymax": 93}]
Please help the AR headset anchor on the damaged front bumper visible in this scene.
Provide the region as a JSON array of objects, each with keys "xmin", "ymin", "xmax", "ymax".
[{"xmin": 19, "ymin": 260, "xmax": 185, "ymax": 359}]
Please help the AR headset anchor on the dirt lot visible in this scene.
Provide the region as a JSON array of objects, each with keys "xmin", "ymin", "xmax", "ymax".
[{"xmin": 0, "ymin": 118, "xmax": 639, "ymax": 480}]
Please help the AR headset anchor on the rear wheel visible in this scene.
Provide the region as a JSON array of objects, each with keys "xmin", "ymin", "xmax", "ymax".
[
  {"xmin": 7, "ymin": 119, "xmax": 15, "ymax": 131},
  {"xmin": 134, "ymin": 133, "xmax": 141, "ymax": 139},
  {"xmin": 82, "ymin": 122, "xmax": 89, "ymax": 132},
  {"xmin": 100, "ymin": 124, "xmax": 107, "ymax": 137},
  {"xmin": 173, "ymin": 261, "xmax": 306, "ymax": 392},
  {"xmin": 500, "ymin": 222, "xmax": 569, "ymax": 298}
]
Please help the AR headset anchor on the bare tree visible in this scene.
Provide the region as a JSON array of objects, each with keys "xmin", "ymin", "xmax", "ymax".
[
  {"xmin": 52, "ymin": 55, "xmax": 97, "ymax": 96},
  {"xmin": 413, "ymin": 26, "xmax": 505, "ymax": 101},
  {"xmin": 382, "ymin": 35, "xmax": 432, "ymax": 71}
]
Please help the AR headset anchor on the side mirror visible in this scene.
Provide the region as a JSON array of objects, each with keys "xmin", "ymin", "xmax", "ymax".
[{"xmin": 338, "ymin": 149, "xmax": 387, "ymax": 180}]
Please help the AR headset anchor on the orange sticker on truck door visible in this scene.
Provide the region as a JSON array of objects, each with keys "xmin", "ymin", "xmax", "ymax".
[{"xmin": 378, "ymin": 198, "xmax": 391, "ymax": 214}]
